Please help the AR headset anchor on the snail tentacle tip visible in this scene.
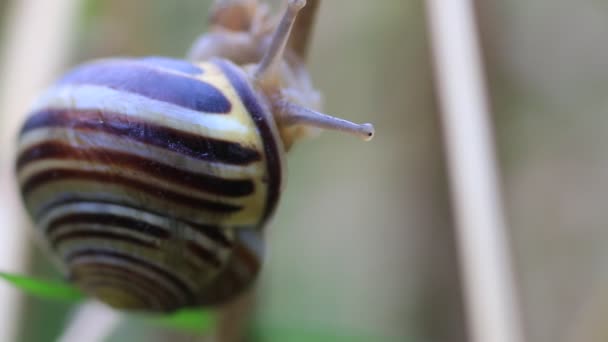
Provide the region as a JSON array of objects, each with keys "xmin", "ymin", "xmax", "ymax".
[{"xmin": 361, "ymin": 123, "xmax": 375, "ymax": 141}]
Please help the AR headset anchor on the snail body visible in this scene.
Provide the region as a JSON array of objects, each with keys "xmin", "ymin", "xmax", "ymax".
[{"xmin": 15, "ymin": 0, "xmax": 373, "ymax": 312}]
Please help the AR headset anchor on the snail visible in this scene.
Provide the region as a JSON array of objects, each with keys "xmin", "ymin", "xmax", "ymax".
[{"xmin": 15, "ymin": 0, "xmax": 374, "ymax": 312}]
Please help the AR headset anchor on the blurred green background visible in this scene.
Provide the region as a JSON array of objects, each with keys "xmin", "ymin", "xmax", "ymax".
[{"xmin": 2, "ymin": 0, "xmax": 608, "ymax": 341}]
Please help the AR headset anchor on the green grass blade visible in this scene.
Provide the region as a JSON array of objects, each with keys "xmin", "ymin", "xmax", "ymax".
[
  {"xmin": 0, "ymin": 271, "xmax": 216, "ymax": 334},
  {"xmin": 0, "ymin": 272, "xmax": 84, "ymax": 302},
  {"xmin": 142, "ymin": 308, "xmax": 216, "ymax": 334}
]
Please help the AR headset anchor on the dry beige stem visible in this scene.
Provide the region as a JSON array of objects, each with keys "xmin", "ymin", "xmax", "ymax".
[
  {"xmin": 212, "ymin": 291, "xmax": 255, "ymax": 342},
  {"xmin": 289, "ymin": 0, "xmax": 320, "ymax": 61},
  {"xmin": 0, "ymin": 0, "xmax": 79, "ymax": 341}
]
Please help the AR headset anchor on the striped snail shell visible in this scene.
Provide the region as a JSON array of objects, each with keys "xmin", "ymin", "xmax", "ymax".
[{"xmin": 15, "ymin": 0, "xmax": 374, "ymax": 313}]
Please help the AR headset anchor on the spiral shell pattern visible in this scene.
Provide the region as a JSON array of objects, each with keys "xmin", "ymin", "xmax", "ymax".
[{"xmin": 15, "ymin": 57, "xmax": 284, "ymax": 311}]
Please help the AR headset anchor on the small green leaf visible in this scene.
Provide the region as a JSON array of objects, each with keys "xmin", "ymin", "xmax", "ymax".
[
  {"xmin": 0, "ymin": 272, "xmax": 215, "ymax": 333},
  {"xmin": 0, "ymin": 272, "xmax": 84, "ymax": 302},
  {"xmin": 142, "ymin": 308, "xmax": 216, "ymax": 333}
]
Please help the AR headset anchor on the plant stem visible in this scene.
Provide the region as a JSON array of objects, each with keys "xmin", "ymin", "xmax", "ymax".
[
  {"xmin": 212, "ymin": 291, "xmax": 254, "ymax": 342},
  {"xmin": 0, "ymin": 0, "xmax": 79, "ymax": 341},
  {"xmin": 425, "ymin": 1, "xmax": 525, "ymax": 342},
  {"xmin": 289, "ymin": 0, "xmax": 319, "ymax": 61},
  {"xmin": 58, "ymin": 301, "xmax": 122, "ymax": 342}
]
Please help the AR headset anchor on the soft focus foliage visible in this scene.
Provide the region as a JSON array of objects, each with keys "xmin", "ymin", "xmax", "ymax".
[{"xmin": 0, "ymin": 272, "xmax": 84, "ymax": 303}]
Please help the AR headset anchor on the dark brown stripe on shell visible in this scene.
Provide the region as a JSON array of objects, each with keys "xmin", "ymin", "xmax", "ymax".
[
  {"xmin": 35, "ymin": 198, "xmax": 233, "ymax": 248},
  {"xmin": 197, "ymin": 260, "xmax": 256, "ymax": 306},
  {"xmin": 50, "ymin": 230, "xmax": 159, "ymax": 250},
  {"xmin": 212, "ymin": 59, "xmax": 282, "ymax": 225},
  {"xmin": 80, "ymin": 279, "xmax": 152, "ymax": 308},
  {"xmin": 232, "ymin": 243, "xmax": 261, "ymax": 275},
  {"xmin": 17, "ymin": 142, "xmax": 254, "ymax": 197},
  {"xmin": 76, "ymin": 274, "xmax": 165, "ymax": 310},
  {"xmin": 201, "ymin": 269, "xmax": 243, "ymax": 305},
  {"xmin": 66, "ymin": 249, "xmax": 195, "ymax": 302},
  {"xmin": 20, "ymin": 109, "xmax": 262, "ymax": 165},
  {"xmin": 191, "ymin": 225, "xmax": 232, "ymax": 249},
  {"xmin": 46, "ymin": 212, "xmax": 169, "ymax": 238},
  {"xmin": 187, "ymin": 241, "xmax": 222, "ymax": 268},
  {"xmin": 58, "ymin": 59, "xmax": 229, "ymax": 113},
  {"xmin": 21, "ymin": 168, "xmax": 242, "ymax": 213},
  {"xmin": 71, "ymin": 262, "xmax": 184, "ymax": 309}
]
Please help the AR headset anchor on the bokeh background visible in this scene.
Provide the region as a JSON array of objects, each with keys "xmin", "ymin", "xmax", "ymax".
[{"xmin": 1, "ymin": 0, "xmax": 607, "ymax": 341}]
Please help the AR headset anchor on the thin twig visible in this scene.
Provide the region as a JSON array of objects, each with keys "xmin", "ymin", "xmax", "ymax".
[
  {"xmin": 425, "ymin": 1, "xmax": 525, "ymax": 342},
  {"xmin": 288, "ymin": 0, "xmax": 319, "ymax": 61},
  {"xmin": 58, "ymin": 301, "xmax": 122, "ymax": 342},
  {"xmin": 212, "ymin": 291, "xmax": 255, "ymax": 342},
  {"xmin": 0, "ymin": 1, "xmax": 79, "ymax": 341}
]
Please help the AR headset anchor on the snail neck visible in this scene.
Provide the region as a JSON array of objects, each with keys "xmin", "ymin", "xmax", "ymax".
[{"xmin": 245, "ymin": 57, "xmax": 321, "ymax": 150}]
